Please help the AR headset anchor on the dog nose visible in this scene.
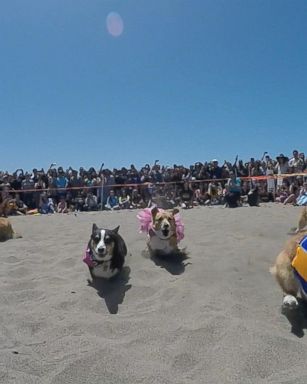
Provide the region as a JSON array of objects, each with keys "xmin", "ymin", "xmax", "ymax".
[{"xmin": 98, "ymin": 247, "xmax": 105, "ymax": 253}]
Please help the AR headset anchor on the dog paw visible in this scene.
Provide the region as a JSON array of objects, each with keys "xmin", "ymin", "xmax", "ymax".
[{"xmin": 282, "ymin": 295, "xmax": 299, "ymax": 309}]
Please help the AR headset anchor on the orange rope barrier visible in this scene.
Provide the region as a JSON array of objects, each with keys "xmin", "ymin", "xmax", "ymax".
[{"xmin": 3, "ymin": 172, "xmax": 306, "ymax": 194}]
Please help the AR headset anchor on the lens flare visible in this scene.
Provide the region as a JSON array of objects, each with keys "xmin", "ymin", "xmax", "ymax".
[{"xmin": 106, "ymin": 12, "xmax": 124, "ymax": 37}]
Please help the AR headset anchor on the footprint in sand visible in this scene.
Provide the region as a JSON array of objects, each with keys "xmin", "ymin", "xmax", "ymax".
[
  {"xmin": 172, "ymin": 352, "xmax": 199, "ymax": 372},
  {"xmin": 7, "ymin": 266, "xmax": 31, "ymax": 279},
  {"xmin": 5, "ymin": 256, "xmax": 20, "ymax": 264}
]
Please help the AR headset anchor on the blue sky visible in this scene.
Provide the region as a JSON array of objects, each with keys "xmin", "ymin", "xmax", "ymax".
[{"xmin": 1, "ymin": 0, "xmax": 306, "ymax": 172}]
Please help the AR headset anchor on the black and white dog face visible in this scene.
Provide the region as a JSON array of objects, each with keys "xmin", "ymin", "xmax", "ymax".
[
  {"xmin": 86, "ymin": 223, "xmax": 127, "ymax": 279},
  {"xmin": 90, "ymin": 224, "xmax": 119, "ymax": 261}
]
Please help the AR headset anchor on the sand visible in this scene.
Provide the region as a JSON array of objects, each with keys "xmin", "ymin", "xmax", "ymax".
[{"xmin": 1, "ymin": 204, "xmax": 307, "ymax": 383}]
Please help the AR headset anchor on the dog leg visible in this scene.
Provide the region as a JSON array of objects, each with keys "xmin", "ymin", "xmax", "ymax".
[
  {"xmin": 296, "ymin": 207, "xmax": 307, "ymax": 233},
  {"xmin": 271, "ymin": 250, "xmax": 300, "ymax": 308},
  {"xmin": 273, "ymin": 265, "xmax": 299, "ymax": 297},
  {"xmin": 89, "ymin": 267, "xmax": 95, "ymax": 280},
  {"xmin": 12, "ymin": 232, "xmax": 22, "ymax": 239}
]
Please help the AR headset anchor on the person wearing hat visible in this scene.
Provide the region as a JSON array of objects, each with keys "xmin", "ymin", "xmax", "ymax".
[
  {"xmin": 276, "ymin": 154, "xmax": 289, "ymax": 162},
  {"xmin": 275, "ymin": 154, "xmax": 289, "ymax": 190}
]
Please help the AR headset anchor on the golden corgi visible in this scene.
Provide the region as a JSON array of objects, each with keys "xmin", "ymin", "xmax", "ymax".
[
  {"xmin": 137, "ymin": 207, "xmax": 184, "ymax": 256},
  {"xmin": 0, "ymin": 198, "xmax": 18, "ymax": 217},
  {"xmin": 270, "ymin": 230, "xmax": 307, "ymax": 309},
  {"xmin": 0, "ymin": 218, "xmax": 22, "ymax": 242},
  {"xmin": 296, "ymin": 206, "xmax": 307, "ymax": 233}
]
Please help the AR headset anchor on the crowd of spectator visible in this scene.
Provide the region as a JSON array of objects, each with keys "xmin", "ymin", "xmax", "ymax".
[{"xmin": 1, "ymin": 149, "xmax": 306, "ymax": 216}]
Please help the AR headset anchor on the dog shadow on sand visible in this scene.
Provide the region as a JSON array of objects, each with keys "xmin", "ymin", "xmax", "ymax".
[
  {"xmin": 143, "ymin": 249, "xmax": 191, "ymax": 275},
  {"xmin": 282, "ymin": 300, "xmax": 307, "ymax": 338},
  {"xmin": 87, "ymin": 266, "xmax": 131, "ymax": 314}
]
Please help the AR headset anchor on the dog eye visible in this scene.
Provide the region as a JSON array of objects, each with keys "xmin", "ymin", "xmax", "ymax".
[
  {"xmin": 92, "ymin": 234, "xmax": 100, "ymax": 242},
  {"xmin": 104, "ymin": 237, "xmax": 111, "ymax": 244}
]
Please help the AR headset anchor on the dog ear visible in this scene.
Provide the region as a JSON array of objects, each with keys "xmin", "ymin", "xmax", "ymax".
[
  {"xmin": 112, "ymin": 225, "xmax": 120, "ymax": 234},
  {"xmin": 172, "ymin": 208, "xmax": 179, "ymax": 216},
  {"xmin": 92, "ymin": 223, "xmax": 98, "ymax": 233},
  {"xmin": 151, "ymin": 206, "xmax": 159, "ymax": 220}
]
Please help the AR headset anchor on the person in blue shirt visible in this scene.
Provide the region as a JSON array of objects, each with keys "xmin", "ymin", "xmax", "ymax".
[
  {"xmin": 224, "ymin": 171, "xmax": 241, "ymax": 208},
  {"xmin": 55, "ymin": 168, "xmax": 68, "ymax": 200},
  {"xmin": 105, "ymin": 190, "xmax": 120, "ymax": 210}
]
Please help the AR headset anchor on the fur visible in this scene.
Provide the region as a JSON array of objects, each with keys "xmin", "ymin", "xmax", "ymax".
[
  {"xmin": 0, "ymin": 218, "xmax": 22, "ymax": 242},
  {"xmin": 247, "ymin": 187, "xmax": 259, "ymax": 207},
  {"xmin": 270, "ymin": 229, "xmax": 307, "ymax": 309},
  {"xmin": 296, "ymin": 206, "xmax": 307, "ymax": 233},
  {"xmin": 0, "ymin": 198, "xmax": 18, "ymax": 217},
  {"xmin": 85, "ymin": 224, "xmax": 127, "ymax": 279},
  {"xmin": 147, "ymin": 207, "xmax": 182, "ymax": 256}
]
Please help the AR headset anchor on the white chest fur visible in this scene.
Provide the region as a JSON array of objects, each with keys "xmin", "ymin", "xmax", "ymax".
[
  {"xmin": 148, "ymin": 235, "xmax": 175, "ymax": 254},
  {"xmin": 92, "ymin": 261, "xmax": 119, "ymax": 279}
]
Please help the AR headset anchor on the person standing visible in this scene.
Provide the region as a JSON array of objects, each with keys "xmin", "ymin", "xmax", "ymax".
[{"xmin": 275, "ymin": 154, "xmax": 289, "ymax": 191}]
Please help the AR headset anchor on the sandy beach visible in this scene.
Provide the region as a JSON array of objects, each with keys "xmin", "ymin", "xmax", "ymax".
[{"xmin": 1, "ymin": 204, "xmax": 307, "ymax": 383}]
